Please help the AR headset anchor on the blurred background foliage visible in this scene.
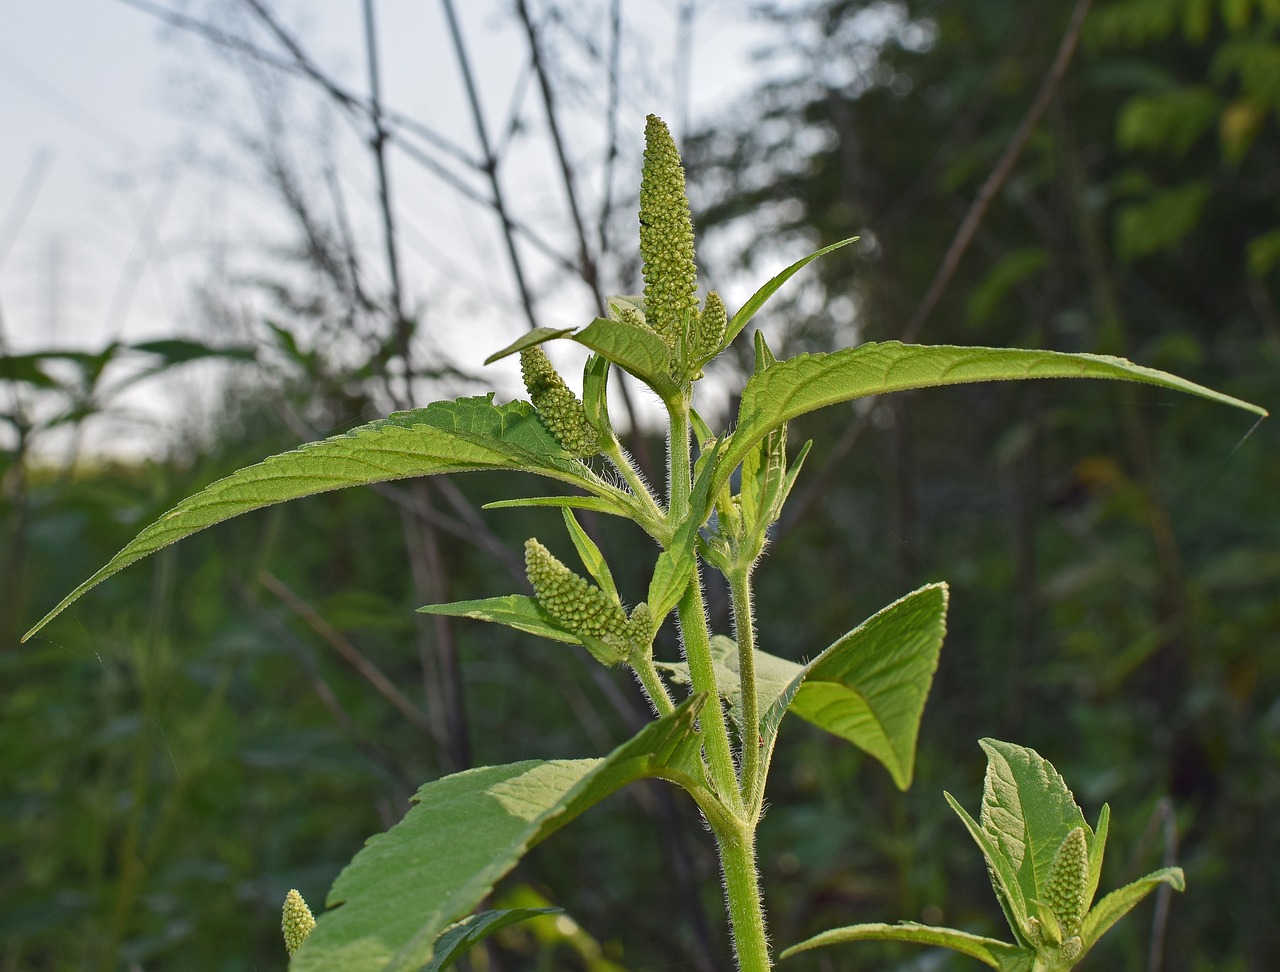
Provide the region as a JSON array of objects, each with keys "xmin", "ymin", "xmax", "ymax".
[{"xmin": 3, "ymin": 0, "xmax": 1278, "ymax": 970}]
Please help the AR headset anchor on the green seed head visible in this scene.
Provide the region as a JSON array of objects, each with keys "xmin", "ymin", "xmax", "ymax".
[
  {"xmin": 1060, "ymin": 936, "xmax": 1083, "ymax": 963},
  {"xmin": 519, "ymin": 347, "xmax": 600, "ymax": 457},
  {"xmin": 640, "ymin": 114, "xmax": 698, "ymax": 345},
  {"xmin": 282, "ymin": 888, "xmax": 316, "ymax": 956},
  {"xmin": 1043, "ymin": 826, "xmax": 1089, "ymax": 934},
  {"xmin": 690, "ymin": 290, "xmax": 727, "ymax": 368},
  {"xmin": 525, "ymin": 539, "xmax": 629, "ymax": 660}
]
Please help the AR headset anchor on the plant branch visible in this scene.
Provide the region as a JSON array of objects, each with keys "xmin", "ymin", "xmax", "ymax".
[{"xmin": 729, "ymin": 568, "xmax": 762, "ymax": 815}]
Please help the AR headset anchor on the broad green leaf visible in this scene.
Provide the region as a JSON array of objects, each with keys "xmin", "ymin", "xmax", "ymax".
[
  {"xmin": 573, "ymin": 316, "xmax": 676, "ymax": 399},
  {"xmin": 419, "ymin": 908, "xmax": 560, "ymax": 972},
  {"xmin": 717, "ymin": 342, "xmax": 1267, "ymax": 498},
  {"xmin": 978, "ymin": 740, "xmax": 1090, "ymax": 914},
  {"xmin": 780, "ymin": 922, "xmax": 1033, "ymax": 970},
  {"xmin": 561, "ymin": 509, "xmax": 618, "ymax": 601},
  {"xmin": 945, "ymin": 792, "xmax": 1032, "ymax": 946},
  {"xmin": 1078, "ymin": 867, "xmax": 1185, "ymax": 953},
  {"xmin": 724, "ymin": 237, "xmax": 858, "ymax": 347},
  {"xmin": 789, "ymin": 583, "xmax": 948, "ymax": 790},
  {"xmin": 25, "ymin": 395, "xmax": 636, "ymax": 641},
  {"xmin": 291, "ymin": 699, "xmax": 704, "ymax": 972},
  {"xmin": 702, "ymin": 636, "xmax": 800, "ymax": 742},
  {"xmin": 483, "ymin": 327, "xmax": 576, "ymax": 364},
  {"xmin": 417, "ymin": 594, "xmax": 578, "ymax": 645},
  {"xmin": 647, "ymin": 547, "xmax": 694, "ymax": 624}
]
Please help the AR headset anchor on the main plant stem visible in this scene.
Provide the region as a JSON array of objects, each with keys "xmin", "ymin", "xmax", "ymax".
[
  {"xmin": 729, "ymin": 568, "xmax": 762, "ymax": 815},
  {"xmin": 716, "ymin": 819, "xmax": 772, "ymax": 972}
]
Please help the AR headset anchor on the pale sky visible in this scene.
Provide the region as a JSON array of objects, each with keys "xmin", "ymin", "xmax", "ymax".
[{"xmin": 0, "ymin": 1, "xmax": 789, "ymax": 453}]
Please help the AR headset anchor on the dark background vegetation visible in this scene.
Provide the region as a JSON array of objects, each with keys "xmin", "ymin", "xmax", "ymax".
[{"xmin": 3, "ymin": 1, "xmax": 1278, "ymax": 970}]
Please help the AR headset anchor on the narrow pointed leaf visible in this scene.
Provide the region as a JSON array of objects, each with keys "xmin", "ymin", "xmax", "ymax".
[
  {"xmin": 780, "ymin": 922, "xmax": 1033, "ymax": 971},
  {"xmin": 573, "ymin": 317, "xmax": 676, "ymax": 398},
  {"xmin": 1085, "ymin": 804, "xmax": 1110, "ymax": 913},
  {"xmin": 417, "ymin": 594, "xmax": 578, "ymax": 646},
  {"xmin": 724, "ymin": 237, "xmax": 858, "ymax": 347},
  {"xmin": 718, "ymin": 342, "xmax": 1267, "ymax": 497},
  {"xmin": 581, "ymin": 352, "xmax": 612, "ymax": 434},
  {"xmin": 561, "ymin": 510, "xmax": 619, "ymax": 601},
  {"xmin": 419, "ymin": 908, "xmax": 561, "ymax": 972},
  {"xmin": 945, "ymin": 792, "xmax": 1032, "ymax": 946},
  {"xmin": 1078, "ymin": 867, "xmax": 1185, "ymax": 952},
  {"xmin": 482, "ymin": 496, "xmax": 629, "ymax": 517},
  {"xmin": 291, "ymin": 699, "xmax": 704, "ymax": 972},
  {"xmin": 26, "ymin": 396, "xmax": 633, "ymax": 641},
  {"xmin": 484, "ymin": 327, "xmax": 576, "ymax": 365},
  {"xmin": 978, "ymin": 740, "xmax": 1089, "ymax": 912}
]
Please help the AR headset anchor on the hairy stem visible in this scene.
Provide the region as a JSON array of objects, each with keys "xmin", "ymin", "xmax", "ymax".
[
  {"xmin": 729, "ymin": 567, "xmax": 762, "ymax": 816},
  {"xmin": 715, "ymin": 819, "xmax": 771, "ymax": 972},
  {"xmin": 603, "ymin": 437, "xmax": 665, "ymax": 526},
  {"xmin": 631, "ymin": 653, "xmax": 676, "ymax": 716}
]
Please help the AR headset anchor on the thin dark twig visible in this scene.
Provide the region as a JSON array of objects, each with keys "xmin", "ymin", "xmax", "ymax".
[
  {"xmin": 440, "ymin": 0, "xmax": 539, "ymax": 329},
  {"xmin": 258, "ymin": 570, "xmax": 435, "ymax": 733},
  {"xmin": 0, "ymin": 146, "xmax": 54, "ymax": 272},
  {"xmin": 1147, "ymin": 797, "xmax": 1178, "ymax": 972},
  {"xmin": 901, "ymin": 0, "xmax": 1094, "ymax": 345},
  {"xmin": 515, "ymin": 0, "xmax": 601, "ymax": 310},
  {"xmin": 597, "ymin": 0, "xmax": 622, "ymax": 262},
  {"xmin": 781, "ymin": 0, "xmax": 1093, "ymax": 533}
]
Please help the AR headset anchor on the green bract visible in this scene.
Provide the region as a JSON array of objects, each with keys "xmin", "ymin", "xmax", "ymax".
[{"xmin": 24, "ymin": 115, "xmax": 1264, "ymax": 972}]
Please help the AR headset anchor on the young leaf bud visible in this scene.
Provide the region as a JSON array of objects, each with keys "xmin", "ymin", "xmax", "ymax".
[
  {"xmin": 1043, "ymin": 826, "xmax": 1089, "ymax": 934},
  {"xmin": 639, "ymin": 115, "xmax": 698, "ymax": 345},
  {"xmin": 691, "ymin": 290, "xmax": 728, "ymax": 367},
  {"xmin": 525, "ymin": 538, "xmax": 629, "ymax": 661},
  {"xmin": 1060, "ymin": 936, "xmax": 1083, "ymax": 963},
  {"xmin": 282, "ymin": 888, "xmax": 316, "ymax": 956},
  {"xmin": 519, "ymin": 346, "xmax": 601, "ymax": 458}
]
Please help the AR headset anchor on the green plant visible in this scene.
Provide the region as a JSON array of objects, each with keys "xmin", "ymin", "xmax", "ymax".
[
  {"xmin": 783, "ymin": 739, "xmax": 1187, "ymax": 970},
  {"xmin": 24, "ymin": 116, "xmax": 1265, "ymax": 971}
]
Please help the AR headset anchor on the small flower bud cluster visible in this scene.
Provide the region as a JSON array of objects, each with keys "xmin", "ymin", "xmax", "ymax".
[
  {"xmin": 519, "ymin": 347, "xmax": 600, "ymax": 457},
  {"xmin": 525, "ymin": 539, "xmax": 630, "ymax": 661},
  {"xmin": 691, "ymin": 291, "xmax": 728, "ymax": 366},
  {"xmin": 1043, "ymin": 826, "xmax": 1089, "ymax": 934},
  {"xmin": 282, "ymin": 888, "xmax": 316, "ymax": 956},
  {"xmin": 640, "ymin": 115, "xmax": 698, "ymax": 345}
]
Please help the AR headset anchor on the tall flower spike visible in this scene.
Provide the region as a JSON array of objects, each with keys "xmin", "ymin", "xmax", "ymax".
[
  {"xmin": 519, "ymin": 346, "xmax": 600, "ymax": 458},
  {"xmin": 1042, "ymin": 826, "xmax": 1089, "ymax": 934},
  {"xmin": 525, "ymin": 538, "xmax": 629, "ymax": 663},
  {"xmin": 282, "ymin": 888, "xmax": 316, "ymax": 956},
  {"xmin": 639, "ymin": 114, "xmax": 698, "ymax": 346}
]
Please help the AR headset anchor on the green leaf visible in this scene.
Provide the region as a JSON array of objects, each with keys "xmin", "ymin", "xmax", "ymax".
[
  {"xmin": 1085, "ymin": 804, "xmax": 1110, "ymax": 913},
  {"xmin": 581, "ymin": 352, "xmax": 612, "ymax": 435},
  {"xmin": 780, "ymin": 922, "xmax": 1033, "ymax": 970},
  {"xmin": 561, "ymin": 510, "xmax": 619, "ymax": 602},
  {"xmin": 977, "ymin": 740, "xmax": 1090, "ymax": 917},
  {"xmin": 945, "ymin": 792, "xmax": 1032, "ymax": 946},
  {"xmin": 483, "ymin": 327, "xmax": 576, "ymax": 365},
  {"xmin": 718, "ymin": 342, "xmax": 1266, "ymax": 497},
  {"xmin": 1078, "ymin": 867, "xmax": 1185, "ymax": 953},
  {"xmin": 788, "ymin": 584, "xmax": 948, "ymax": 790},
  {"xmin": 417, "ymin": 595, "xmax": 579, "ymax": 646},
  {"xmin": 482, "ymin": 496, "xmax": 629, "ymax": 517},
  {"xmin": 291, "ymin": 699, "xmax": 704, "ymax": 972},
  {"xmin": 419, "ymin": 908, "xmax": 561, "ymax": 972},
  {"xmin": 1115, "ymin": 181, "xmax": 1211, "ymax": 261},
  {"xmin": 724, "ymin": 237, "xmax": 858, "ymax": 347},
  {"xmin": 25, "ymin": 395, "xmax": 635, "ymax": 641},
  {"xmin": 573, "ymin": 317, "xmax": 676, "ymax": 399}
]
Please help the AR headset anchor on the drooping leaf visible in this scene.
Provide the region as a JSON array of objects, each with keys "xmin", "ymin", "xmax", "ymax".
[
  {"xmin": 717, "ymin": 342, "xmax": 1266, "ymax": 497},
  {"xmin": 482, "ymin": 496, "xmax": 630, "ymax": 517},
  {"xmin": 978, "ymin": 740, "xmax": 1090, "ymax": 915},
  {"xmin": 419, "ymin": 908, "xmax": 561, "ymax": 972},
  {"xmin": 780, "ymin": 922, "xmax": 1034, "ymax": 971},
  {"xmin": 291, "ymin": 699, "xmax": 705, "ymax": 972},
  {"xmin": 25, "ymin": 395, "xmax": 637, "ymax": 641},
  {"xmin": 724, "ymin": 237, "xmax": 858, "ymax": 347},
  {"xmin": 1078, "ymin": 867, "xmax": 1185, "ymax": 952},
  {"xmin": 787, "ymin": 584, "xmax": 948, "ymax": 790}
]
